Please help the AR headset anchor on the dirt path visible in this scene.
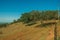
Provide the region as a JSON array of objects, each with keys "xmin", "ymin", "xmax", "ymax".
[{"xmin": 46, "ymin": 26, "xmax": 54, "ymax": 40}]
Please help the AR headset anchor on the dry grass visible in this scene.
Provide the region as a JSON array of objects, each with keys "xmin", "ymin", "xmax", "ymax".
[{"xmin": 0, "ymin": 21, "xmax": 60, "ymax": 40}]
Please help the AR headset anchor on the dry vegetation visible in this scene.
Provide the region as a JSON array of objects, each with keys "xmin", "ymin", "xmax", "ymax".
[
  {"xmin": 0, "ymin": 20, "xmax": 60, "ymax": 40},
  {"xmin": 57, "ymin": 21, "xmax": 60, "ymax": 40}
]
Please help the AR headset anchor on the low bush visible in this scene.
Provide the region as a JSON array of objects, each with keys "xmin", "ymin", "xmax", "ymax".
[{"xmin": 0, "ymin": 23, "xmax": 8, "ymax": 28}]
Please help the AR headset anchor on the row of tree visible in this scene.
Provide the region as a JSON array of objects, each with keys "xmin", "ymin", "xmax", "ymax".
[
  {"xmin": 0, "ymin": 10, "xmax": 59, "ymax": 27},
  {"xmin": 16, "ymin": 10, "xmax": 58, "ymax": 23}
]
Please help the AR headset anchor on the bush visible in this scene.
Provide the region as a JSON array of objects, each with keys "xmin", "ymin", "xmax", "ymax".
[
  {"xmin": 15, "ymin": 10, "xmax": 58, "ymax": 26},
  {"xmin": 18, "ymin": 10, "xmax": 58, "ymax": 22},
  {"xmin": 0, "ymin": 23, "xmax": 8, "ymax": 28}
]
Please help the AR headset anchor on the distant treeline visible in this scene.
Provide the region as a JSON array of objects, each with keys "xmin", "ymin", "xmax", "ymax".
[
  {"xmin": 0, "ymin": 23, "xmax": 8, "ymax": 28},
  {"xmin": 0, "ymin": 10, "xmax": 60, "ymax": 27},
  {"xmin": 13, "ymin": 10, "xmax": 60, "ymax": 23}
]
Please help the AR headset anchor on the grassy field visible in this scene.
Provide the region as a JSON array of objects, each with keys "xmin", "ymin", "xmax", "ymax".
[
  {"xmin": 57, "ymin": 21, "xmax": 60, "ymax": 40},
  {"xmin": 0, "ymin": 21, "xmax": 60, "ymax": 40}
]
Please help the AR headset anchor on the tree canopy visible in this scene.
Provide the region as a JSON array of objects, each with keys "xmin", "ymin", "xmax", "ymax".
[{"xmin": 16, "ymin": 10, "xmax": 58, "ymax": 23}]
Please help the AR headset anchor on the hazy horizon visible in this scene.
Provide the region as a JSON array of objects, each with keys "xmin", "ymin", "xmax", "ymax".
[{"xmin": 0, "ymin": 0, "xmax": 60, "ymax": 22}]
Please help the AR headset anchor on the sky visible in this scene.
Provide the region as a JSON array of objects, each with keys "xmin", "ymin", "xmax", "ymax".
[{"xmin": 0, "ymin": 0, "xmax": 60, "ymax": 22}]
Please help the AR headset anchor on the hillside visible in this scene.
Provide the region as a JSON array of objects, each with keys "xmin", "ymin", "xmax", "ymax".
[
  {"xmin": 0, "ymin": 21, "xmax": 60, "ymax": 40},
  {"xmin": 0, "ymin": 10, "xmax": 59, "ymax": 40}
]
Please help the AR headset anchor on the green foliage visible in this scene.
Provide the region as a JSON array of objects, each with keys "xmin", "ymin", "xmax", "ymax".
[
  {"xmin": 20, "ymin": 13, "xmax": 31, "ymax": 23},
  {"xmin": 16, "ymin": 10, "xmax": 58, "ymax": 25},
  {"xmin": 18, "ymin": 10, "xmax": 42, "ymax": 23},
  {"xmin": 42, "ymin": 11, "xmax": 58, "ymax": 20},
  {"xmin": 0, "ymin": 23, "xmax": 8, "ymax": 28},
  {"xmin": 13, "ymin": 20, "xmax": 17, "ymax": 23}
]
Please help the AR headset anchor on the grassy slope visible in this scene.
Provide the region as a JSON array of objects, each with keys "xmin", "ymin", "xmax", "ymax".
[
  {"xmin": 0, "ymin": 21, "xmax": 60, "ymax": 40},
  {"xmin": 57, "ymin": 21, "xmax": 60, "ymax": 40}
]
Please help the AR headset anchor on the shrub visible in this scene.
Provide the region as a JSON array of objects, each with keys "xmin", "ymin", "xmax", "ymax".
[
  {"xmin": 16, "ymin": 10, "xmax": 58, "ymax": 26},
  {"xmin": 0, "ymin": 23, "xmax": 8, "ymax": 28}
]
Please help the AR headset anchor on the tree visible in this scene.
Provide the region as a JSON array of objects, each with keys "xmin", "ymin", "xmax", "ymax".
[{"xmin": 17, "ymin": 10, "xmax": 58, "ymax": 24}]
